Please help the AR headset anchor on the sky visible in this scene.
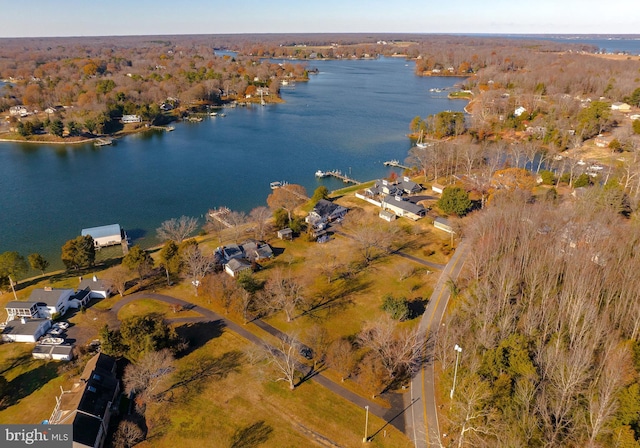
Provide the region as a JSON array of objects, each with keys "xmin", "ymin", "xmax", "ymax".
[{"xmin": 0, "ymin": 0, "xmax": 638, "ymax": 38}]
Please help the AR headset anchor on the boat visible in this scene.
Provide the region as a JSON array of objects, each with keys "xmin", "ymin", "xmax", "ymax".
[
  {"xmin": 40, "ymin": 337, "xmax": 64, "ymax": 345},
  {"xmin": 416, "ymin": 130, "xmax": 428, "ymax": 149},
  {"xmin": 210, "ymin": 112, "xmax": 218, "ymax": 117},
  {"xmin": 165, "ymin": 126, "xmax": 175, "ymax": 131},
  {"xmin": 315, "ymin": 170, "xmax": 328, "ymax": 178},
  {"xmin": 270, "ymin": 181, "xmax": 282, "ymax": 189},
  {"xmin": 219, "ymin": 113, "xmax": 226, "ymax": 117}
]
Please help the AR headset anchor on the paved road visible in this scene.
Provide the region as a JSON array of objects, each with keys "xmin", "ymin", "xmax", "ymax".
[
  {"xmin": 405, "ymin": 240, "xmax": 469, "ymax": 448},
  {"xmin": 107, "ymin": 293, "xmax": 396, "ymax": 425}
]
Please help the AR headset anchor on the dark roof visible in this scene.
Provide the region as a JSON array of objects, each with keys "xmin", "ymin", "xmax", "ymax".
[
  {"xmin": 312, "ymin": 199, "xmax": 347, "ymax": 219},
  {"xmin": 383, "ymin": 195, "xmax": 426, "ymax": 215},
  {"xmin": 226, "ymin": 258, "xmax": 252, "ymax": 272},
  {"xmin": 28, "ymin": 288, "xmax": 73, "ymax": 306},
  {"xmin": 73, "ymin": 413, "xmax": 103, "ymax": 447},
  {"xmin": 6, "ymin": 301, "xmax": 38, "ymax": 309},
  {"xmin": 2, "ymin": 318, "xmax": 50, "ymax": 336},
  {"xmin": 79, "ymin": 276, "xmax": 110, "ymax": 292}
]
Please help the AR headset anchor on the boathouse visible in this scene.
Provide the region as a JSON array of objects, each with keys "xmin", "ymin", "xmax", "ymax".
[{"xmin": 81, "ymin": 224, "xmax": 124, "ymax": 248}]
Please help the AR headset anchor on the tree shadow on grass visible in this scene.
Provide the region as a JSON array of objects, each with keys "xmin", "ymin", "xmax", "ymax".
[
  {"xmin": 174, "ymin": 319, "xmax": 225, "ymax": 358},
  {"xmin": 228, "ymin": 420, "xmax": 273, "ymax": 448},
  {"xmin": 0, "ymin": 363, "xmax": 59, "ymax": 410},
  {"xmin": 161, "ymin": 350, "xmax": 243, "ymax": 402}
]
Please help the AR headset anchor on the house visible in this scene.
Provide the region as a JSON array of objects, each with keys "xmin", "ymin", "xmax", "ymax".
[
  {"xmin": 594, "ymin": 134, "xmax": 614, "ymax": 148},
  {"xmin": 306, "ymin": 199, "xmax": 348, "ymax": 227},
  {"xmin": 514, "ymin": 106, "xmax": 527, "ymax": 117},
  {"xmin": 1, "ymin": 317, "xmax": 51, "ymax": 342},
  {"xmin": 365, "ymin": 179, "xmax": 400, "ymax": 197},
  {"xmin": 221, "ymin": 244, "xmax": 244, "ymax": 261},
  {"xmin": 277, "ymin": 228, "xmax": 293, "ymax": 240},
  {"xmin": 611, "ymin": 102, "xmax": 631, "ymax": 112},
  {"xmin": 78, "ymin": 275, "xmax": 112, "ymax": 299},
  {"xmin": 33, "ymin": 344, "xmax": 74, "ymax": 361},
  {"xmin": 241, "ymin": 241, "xmax": 273, "ymax": 261},
  {"xmin": 28, "ymin": 287, "xmax": 75, "ymax": 318},
  {"xmin": 49, "ymin": 353, "xmax": 120, "ymax": 448},
  {"xmin": 379, "ymin": 210, "xmax": 396, "ymax": 222},
  {"xmin": 121, "ymin": 114, "xmax": 141, "ymax": 123},
  {"xmin": 224, "ymin": 258, "xmax": 252, "ymax": 277},
  {"xmin": 81, "ymin": 224, "xmax": 124, "ymax": 248},
  {"xmin": 9, "ymin": 105, "xmax": 28, "ymax": 117},
  {"xmin": 396, "ymin": 176, "xmax": 422, "ymax": 195},
  {"xmin": 45, "ymin": 105, "xmax": 63, "ymax": 114},
  {"xmin": 5, "ymin": 301, "xmax": 39, "ymax": 320},
  {"xmin": 381, "ymin": 195, "xmax": 426, "ymax": 221},
  {"xmin": 434, "ymin": 217, "xmax": 455, "ymax": 234}
]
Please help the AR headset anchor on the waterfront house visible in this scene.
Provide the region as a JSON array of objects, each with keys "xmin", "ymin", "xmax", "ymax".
[
  {"xmin": 121, "ymin": 114, "xmax": 142, "ymax": 123},
  {"xmin": 306, "ymin": 199, "xmax": 348, "ymax": 227},
  {"xmin": 241, "ymin": 241, "xmax": 274, "ymax": 261},
  {"xmin": 81, "ymin": 224, "xmax": 124, "ymax": 248},
  {"xmin": 381, "ymin": 195, "xmax": 426, "ymax": 221},
  {"xmin": 49, "ymin": 353, "xmax": 120, "ymax": 448},
  {"xmin": 396, "ymin": 176, "xmax": 423, "ymax": 195},
  {"xmin": 594, "ymin": 134, "xmax": 614, "ymax": 148},
  {"xmin": 78, "ymin": 275, "xmax": 112, "ymax": 299},
  {"xmin": 1, "ymin": 317, "xmax": 51, "ymax": 342},
  {"xmin": 27, "ymin": 287, "xmax": 75, "ymax": 318},
  {"xmin": 9, "ymin": 105, "xmax": 29, "ymax": 117}
]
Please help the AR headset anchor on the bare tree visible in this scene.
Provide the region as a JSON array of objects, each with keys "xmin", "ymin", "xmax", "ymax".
[
  {"xmin": 226, "ymin": 210, "xmax": 247, "ymax": 243},
  {"xmin": 326, "ymin": 338, "xmax": 356, "ymax": 382},
  {"xmin": 123, "ymin": 349, "xmax": 175, "ymax": 405},
  {"xmin": 182, "ymin": 246, "xmax": 216, "ymax": 296},
  {"xmin": 105, "ymin": 265, "xmax": 128, "ymax": 297},
  {"xmin": 113, "ymin": 419, "xmax": 144, "ymax": 448},
  {"xmin": 262, "ymin": 267, "xmax": 305, "ymax": 322},
  {"xmin": 156, "ymin": 215, "xmax": 198, "ymax": 243},
  {"xmin": 266, "ymin": 184, "xmax": 307, "ymax": 222},
  {"xmin": 249, "ymin": 206, "xmax": 271, "ymax": 241},
  {"xmin": 263, "ymin": 333, "xmax": 300, "ymax": 390}
]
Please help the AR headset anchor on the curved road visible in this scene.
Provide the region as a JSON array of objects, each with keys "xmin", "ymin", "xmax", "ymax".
[
  {"xmin": 108, "ymin": 293, "xmax": 398, "ymax": 427},
  {"xmin": 405, "ymin": 240, "xmax": 469, "ymax": 448}
]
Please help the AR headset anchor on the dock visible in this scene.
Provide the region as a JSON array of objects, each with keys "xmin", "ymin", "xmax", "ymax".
[
  {"xmin": 323, "ymin": 170, "xmax": 361, "ymax": 185},
  {"xmin": 94, "ymin": 138, "xmax": 113, "ymax": 147},
  {"xmin": 383, "ymin": 160, "xmax": 410, "ymax": 170},
  {"xmin": 208, "ymin": 207, "xmax": 233, "ymax": 228}
]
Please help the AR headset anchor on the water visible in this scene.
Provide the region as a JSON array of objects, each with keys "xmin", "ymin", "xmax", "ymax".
[{"xmin": 0, "ymin": 57, "xmax": 465, "ymax": 268}]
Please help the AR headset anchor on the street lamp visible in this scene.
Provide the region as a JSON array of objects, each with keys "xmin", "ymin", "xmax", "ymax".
[
  {"xmin": 450, "ymin": 344, "xmax": 462, "ymax": 400},
  {"xmin": 363, "ymin": 405, "xmax": 369, "ymax": 442}
]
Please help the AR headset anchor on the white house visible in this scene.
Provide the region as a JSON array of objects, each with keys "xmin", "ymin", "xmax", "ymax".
[
  {"xmin": 514, "ymin": 106, "xmax": 527, "ymax": 117},
  {"xmin": 9, "ymin": 105, "xmax": 29, "ymax": 117},
  {"xmin": 1, "ymin": 318, "xmax": 51, "ymax": 342},
  {"xmin": 28, "ymin": 287, "xmax": 75, "ymax": 318},
  {"xmin": 81, "ymin": 224, "xmax": 124, "ymax": 248},
  {"xmin": 224, "ymin": 258, "xmax": 252, "ymax": 277},
  {"xmin": 379, "ymin": 210, "xmax": 396, "ymax": 222},
  {"xmin": 381, "ymin": 195, "xmax": 426, "ymax": 221},
  {"xmin": 79, "ymin": 275, "xmax": 112, "ymax": 299},
  {"xmin": 33, "ymin": 344, "xmax": 74, "ymax": 361},
  {"xmin": 121, "ymin": 114, "xmax": 142, "ymax": 123},
  {"xmin": 611, "ymin": 102, "xmax": 631, "ymax": 112}
]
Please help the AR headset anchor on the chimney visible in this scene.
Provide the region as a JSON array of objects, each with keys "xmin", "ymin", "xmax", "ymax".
[
  {"xmin": 20, "ymin": 317, "xmax": 26, "ymax": 324},
  {"xmin": 93, "ymin": 275, "xmax": 97, "ymax": 282}
]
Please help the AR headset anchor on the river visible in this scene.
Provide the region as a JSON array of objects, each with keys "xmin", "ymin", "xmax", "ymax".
[{"xmin": 0, "ymin": 57, "xmax": 466, "ymax": 269}]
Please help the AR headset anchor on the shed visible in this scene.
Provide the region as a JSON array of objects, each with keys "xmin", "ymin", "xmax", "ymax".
[
  {"xmin": 379, "ymin": 210, "xmax": 396, "ymax": 222},
  {"xmin": 432, "ymin": 183, "xmax": 445, "ymax": 194},
  {"xmin": 434, "ymin": 217, "xmax": 455, "ymax": 234},
  {"xmin": 81, "ymin": 224, "xmax": 123, "ymax": 248},
  {"xmin": 33, "ymin": 344, "xmax": 74, "ymax": 361},
  {"xmin": 277, "ymin": 228, "xmax": 293, "ymax": 240}
]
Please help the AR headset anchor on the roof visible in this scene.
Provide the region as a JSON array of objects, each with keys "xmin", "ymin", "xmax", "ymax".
[
  {"xmin": 81, "ymin": 224, "xmax": 122, "ymax": 239},
  {"xmin": 78, "ymin": 276, "xmax": 110, "ymax": 292},
  {"xmin": 6, "ymin": 301, "xmax": 38, "ymax": 310},
  {"xmin": 312, "ymin": 199, "xmax": 347, "ymax": 219},
  {"xmin": 226, "ymin": 258, "xmax": 252, "ymax": 272},
  {"xmin": 28, "ymin": 288, "xmax": 73, "ymax": 306},
  {"xmin": 2, "ymin": 318, "xmax": 50, "ymax": 336},
  {"xmin": 383, "ymin": 195, "xmax": 426, "ymax": 215}
]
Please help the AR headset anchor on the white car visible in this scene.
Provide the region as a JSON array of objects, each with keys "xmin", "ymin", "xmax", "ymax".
[
  {"xmin": 53, "ymin": 322, "xmax": 69, "ymax": 330},
  {"xmin": 48, "ymin": 328, "xmax": 63, "ymax": 336}
]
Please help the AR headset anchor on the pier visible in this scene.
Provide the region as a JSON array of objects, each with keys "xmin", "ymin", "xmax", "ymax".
[
  {"xmin": 383, "ymin": 160, "xmax": 410, "ymax": 170},
  {"xmin": 208, "ymin": 207, "xmax": 233, "ymax": 228},
  {"xmin": 94, "ymin": 138, "xmax": 113, "ymax": 147},
  {"xmin": 323, "ymin": 170, "xmax": 361, "ymax": 185}
]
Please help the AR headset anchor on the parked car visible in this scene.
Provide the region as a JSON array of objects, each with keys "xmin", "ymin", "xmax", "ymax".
[{"xmin": 299, "ymin": 346, "xmax": 313, "ymax": 360}]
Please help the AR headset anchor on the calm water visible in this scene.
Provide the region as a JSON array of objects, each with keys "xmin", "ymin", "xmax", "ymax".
[{"xmin": 0, "ymin": 57, "xmax": 465, "ymax": 268}]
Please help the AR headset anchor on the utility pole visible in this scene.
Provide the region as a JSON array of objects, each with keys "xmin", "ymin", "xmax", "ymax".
[
  {"xmin": 363, "ymin": 405, "xmax": 369, "ymax": 442},
  {"xmin": 450, "ymin": 344, "xmax": 462, "ymax": 399}
]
